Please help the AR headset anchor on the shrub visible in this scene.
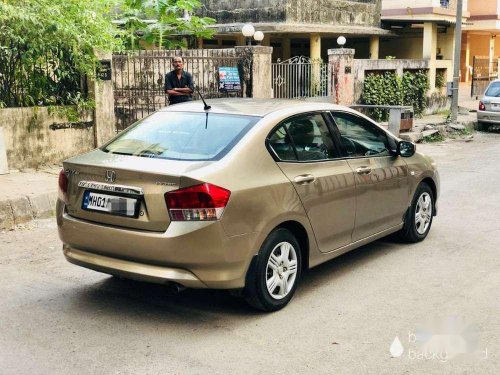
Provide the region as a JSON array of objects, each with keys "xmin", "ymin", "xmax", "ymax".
[
  {"xmin": 402, "ymin": 70, "xmax": 430, "ymax": 118},
  {"xmin": 361, "ymin": 70, "xmax": 430, "ymax": 121}
]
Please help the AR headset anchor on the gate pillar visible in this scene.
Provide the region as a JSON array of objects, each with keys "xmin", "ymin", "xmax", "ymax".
[
  {"xmin": 328, "ymin": 48, "xmax": 355, "ymax": 105},
  {"xmin": 0, "ymin": 128, "xmax": 9, "ymax": 175},
  {"xmin": 236, "ymin": 46, "xmax": 273, "ymax": 99},
  {"xmin": 88, "ymin": 51, "xmax": 116, "ymax": 147}
]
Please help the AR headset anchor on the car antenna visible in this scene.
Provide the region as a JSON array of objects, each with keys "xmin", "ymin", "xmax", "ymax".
[{"xmin": 194, "ymin": 86, "xmax": 211, "ymax": 111}]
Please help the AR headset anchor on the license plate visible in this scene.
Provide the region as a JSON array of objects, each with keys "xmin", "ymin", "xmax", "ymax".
[{"xmin": 82, "ymin": 191, "xmax": 138, "ymax": 217}]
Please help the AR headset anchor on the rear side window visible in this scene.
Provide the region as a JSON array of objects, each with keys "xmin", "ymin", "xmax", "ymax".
[
  {"xmin": 103, "ymin": 112, "xmax": 260, "ymax": 161},
  {"xmin": 268, "ymin": 113, "xmax": 337, "ymax": 162},
  {"xmin": 268, "ymin": 126, "xmax": 297, "ymax": 161},
  {"xmin": 485, "ymin": 82, "xmax": 500, "ymax": 97}
]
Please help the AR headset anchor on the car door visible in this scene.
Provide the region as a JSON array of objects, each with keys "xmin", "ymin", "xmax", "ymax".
[
  {"xmin": 267, "ymin": 112, "xmax": 356, "ymax": 253},
  {"xmin": 330, "ymin": 111, "xmax": 409, "ymax": 242}
]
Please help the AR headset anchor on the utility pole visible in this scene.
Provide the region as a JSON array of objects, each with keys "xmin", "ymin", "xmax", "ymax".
[{"xmin": 451, "ymin": 0, "xmax": 463, "ymax": 123}]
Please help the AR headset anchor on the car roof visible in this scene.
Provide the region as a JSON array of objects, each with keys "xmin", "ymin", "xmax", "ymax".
[{"xmin": 159, "ymin": 98, "xmax": 347, "ymax": 117}]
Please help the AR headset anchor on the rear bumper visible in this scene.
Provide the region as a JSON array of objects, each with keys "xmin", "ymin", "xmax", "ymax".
[
  {"xmin": 64, "ymin": 245, "xmax": 207, "ymax": 288},
  {"xmin": 57, "ymin": 200, "xmax": 258, "ymax": 289},
  {"xmin": 477, "ymin": 111, "xmax": 500, "ymax": 123}
]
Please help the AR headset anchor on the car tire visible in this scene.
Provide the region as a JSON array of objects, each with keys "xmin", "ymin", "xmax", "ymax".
[
  {"xmin": 399, "ymin": 183, "xmax": 435, "ymax": 243},
  {"xmin": 244, "ymin": 228, "xmax": 302, "ymax": 312},
  {"xmin": 477, "ymin": 121, "xmax": 488, "ymax": 132}
]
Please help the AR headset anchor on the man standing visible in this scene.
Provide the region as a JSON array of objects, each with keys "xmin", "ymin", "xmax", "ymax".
[{"xmin": 164, "ymin": 56, "xmax": 194, "ymax": 105}]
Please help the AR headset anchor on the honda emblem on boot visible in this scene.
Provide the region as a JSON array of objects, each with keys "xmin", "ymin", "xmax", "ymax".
[{"xmin": 104, "ymin": 170, "xmax": 116, "ymax": 183}]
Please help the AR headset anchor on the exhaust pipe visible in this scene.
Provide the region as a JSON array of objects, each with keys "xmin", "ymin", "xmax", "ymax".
[{"xmin": 165, "ymin": 282, "xmax": 186, "ymax": 294}]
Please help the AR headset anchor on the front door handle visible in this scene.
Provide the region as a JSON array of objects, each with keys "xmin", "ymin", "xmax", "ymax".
[
  {"xmin": 294, "ymin": 174, "xmax": 316, "ymax": 184},
  {"xmin": 356, "ymin": 166, "xmax": 372, "ymax": 175}
]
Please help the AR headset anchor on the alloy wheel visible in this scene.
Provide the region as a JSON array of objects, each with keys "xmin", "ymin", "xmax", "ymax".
[
  {"xmin": 415, "ymin": 192, "xmax": 433, "ymax": 235},
  {"xmin": 266, "ymin": 241, "xmax": 298, "ymax": 300}
]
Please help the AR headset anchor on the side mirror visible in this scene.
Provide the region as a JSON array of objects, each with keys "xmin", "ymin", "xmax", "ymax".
[{"xmin": 398, "ymin": 141, "xmax": 416, "ymax": 157}]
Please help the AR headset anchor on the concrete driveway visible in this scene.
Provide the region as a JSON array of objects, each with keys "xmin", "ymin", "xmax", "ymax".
[{"xmin": 1, "ymin": 132, "xmax": 499, "ymax": 374}]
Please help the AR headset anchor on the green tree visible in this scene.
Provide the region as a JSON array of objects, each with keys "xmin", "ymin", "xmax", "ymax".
[
  {"xmin": 0, "ymin": 0, "xmax": 123, "ymax": 107},
  {"xmin": 119, "ymin": 0, "xmax": 216, "ymax": 49}
]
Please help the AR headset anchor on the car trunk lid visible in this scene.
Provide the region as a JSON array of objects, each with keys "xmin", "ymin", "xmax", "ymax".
[
  {"xmin": 63, "ymin": 150, "xmax": 212, "ymax": 232},
  {"xmin": 483, "ymin": 95, "xmax": 500, "ymax": 111}
]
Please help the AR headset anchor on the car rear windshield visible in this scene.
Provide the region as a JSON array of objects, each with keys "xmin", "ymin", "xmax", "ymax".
[
  {"xmin": 485, "ymin": 82, "xmax": 500, "ymax": 97},
  {"xmin": 103, "ymin": 111, "xmax": 260, "ymax": 161}
]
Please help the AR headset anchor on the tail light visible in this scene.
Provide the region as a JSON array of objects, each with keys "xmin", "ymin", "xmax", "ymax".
[
  {"xmin": 58, "ymin": 169, "xmax": 68, "ymax": 202},
  {"xmin": 59, "ymin": 170, "xmax": 68, "ymax": 193},
  {"xmin": 479, "ymin": 101, "xmax": 486, "ymax": 111},
  {"xmin": 165, "ymin": 183, "xmax": 231, "ymax": 221}
]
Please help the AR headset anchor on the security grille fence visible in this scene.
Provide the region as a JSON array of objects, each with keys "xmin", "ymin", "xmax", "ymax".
[
  {"xmin": 272, "ymin": 56, "xmax": 330, "ymax": 99},
  {"xmin": 112, "ymin": 49, "xmax": 245, "ymax": 132},
  {"xmin": 471, "ymin": 56, "xmax": 499, "ymax": 98}
]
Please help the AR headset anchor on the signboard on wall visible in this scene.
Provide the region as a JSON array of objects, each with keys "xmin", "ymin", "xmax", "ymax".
[
  {"xmin": 218, "ymin": 67, "xmax": 241, "ymax": 93},
  {"xmin": 97, "ymin": 60, "xmax": 112, "ymax": 81}
]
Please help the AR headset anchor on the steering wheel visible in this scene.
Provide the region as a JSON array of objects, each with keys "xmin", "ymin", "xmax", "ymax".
[{"xmin": 341, "ymin": 137, "xmax": 357, "ymax": 155}]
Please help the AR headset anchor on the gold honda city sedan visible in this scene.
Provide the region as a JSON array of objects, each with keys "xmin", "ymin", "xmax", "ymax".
[{"xmin": 57, "ymin": 99, "xmax": 439, "ymax": 311}]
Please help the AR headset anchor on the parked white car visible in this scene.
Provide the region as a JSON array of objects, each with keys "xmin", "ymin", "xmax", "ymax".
[{"xmin": 477, "ymin": 79, "xmax": 500, "ymax": 130}]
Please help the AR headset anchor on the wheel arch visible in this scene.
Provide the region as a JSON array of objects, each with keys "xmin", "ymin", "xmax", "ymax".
[
  {"xmin": 420, "ymin": 177, "xmax": 438, "ymax": 215},
  {"xmin": 243, "ymin": 220, "xmax": 310, "ymax": 310},
  {"xmin": 275, "ymin": 220, "xmax": 310, "ymax": 271},
  {"xmin": 248, "ymin": 219, "xmax": 311, "ymax": 278}
]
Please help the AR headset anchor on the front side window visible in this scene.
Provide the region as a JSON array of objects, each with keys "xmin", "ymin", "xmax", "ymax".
[
  {"xmin": 331, "ymin": 112, "xmax": 391, "ymax": 157},
  {"xmin": 268, "ymin": 113, "xmax": 337, "ymax": 162},
  {"xmin": 103, "ymin": 112, "xmax": 260, "ymax": 161}
]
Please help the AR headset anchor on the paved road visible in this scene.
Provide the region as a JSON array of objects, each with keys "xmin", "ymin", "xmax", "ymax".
[{"xmin": 1, "ymin": 133, "xmax": 499, "ymax": 375}]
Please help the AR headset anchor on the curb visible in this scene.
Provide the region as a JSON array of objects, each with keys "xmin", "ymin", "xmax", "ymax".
[{"xmin": 0, "ymin": 192, "xmax": 57, "ymax": 230}]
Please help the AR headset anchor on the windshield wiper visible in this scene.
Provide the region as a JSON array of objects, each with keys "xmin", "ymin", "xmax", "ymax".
[{"xmin": 107, "ymin": 151, "xmax": 133, "ymax": 156}]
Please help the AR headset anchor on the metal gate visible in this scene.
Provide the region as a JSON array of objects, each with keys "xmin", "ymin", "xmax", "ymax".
[
  {"xmin": 471, "ymin": 56, "xmax": 499, "ymax": 98},
  {"xmin": 112, "ymin": 49, "xmax": 245, "ymax": 131},
  {"xmin": 272, "ymin": 56, "xmax": 329, "ymax": 99}
]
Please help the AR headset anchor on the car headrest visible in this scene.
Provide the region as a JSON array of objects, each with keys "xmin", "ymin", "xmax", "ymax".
[{"xmin": 288, "ymin": 119, "xmax": 315, "ymax": 146}]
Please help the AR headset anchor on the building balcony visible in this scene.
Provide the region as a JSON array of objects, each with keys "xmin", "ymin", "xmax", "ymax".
[
  {"xmin": 467, "ymin": 0, "xmax": 499, "ymax": 18},
  {"xmin": 382, "ymin": 0, "xmax": 469, "ymax": 21},
  {"xmin": 463, "ymin": 0, "xmax": 499, "ymax": 32}
]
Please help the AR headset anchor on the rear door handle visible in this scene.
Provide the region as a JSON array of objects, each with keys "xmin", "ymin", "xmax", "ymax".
[
  {"xmin": 356, "ymin": 166, "xmax": 372, "ymax": 175},
  {"xmin": 294, "ymin": 174, "xmax": 316, "ymax": 184}
]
